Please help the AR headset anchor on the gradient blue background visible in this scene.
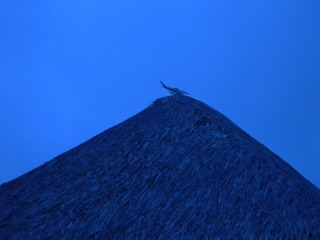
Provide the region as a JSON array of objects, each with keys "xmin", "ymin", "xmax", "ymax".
[{"xmin": 1, "ymin": 1, "xmax": 319, "ymax": 187}]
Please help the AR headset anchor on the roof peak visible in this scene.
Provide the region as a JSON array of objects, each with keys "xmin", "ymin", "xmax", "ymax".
[{"xmin": 1, "ymin": 95, "xmax": 319, "ymax": 239}]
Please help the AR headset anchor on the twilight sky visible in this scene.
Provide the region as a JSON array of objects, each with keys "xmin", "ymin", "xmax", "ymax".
[{"xmin": 0, "ymin": 1, "xmax": 319, "ymax": 187}]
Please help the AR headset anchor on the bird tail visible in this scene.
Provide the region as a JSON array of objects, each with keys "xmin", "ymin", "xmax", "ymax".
[{"xmin": 160, "ymin": 81, "xmax": 168, "ymax": 89}]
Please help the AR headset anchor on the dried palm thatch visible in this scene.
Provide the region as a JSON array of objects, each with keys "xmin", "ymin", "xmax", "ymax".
[{"xmin": 0, "ymin": 95, "xmax": 319, "ymax": 239}]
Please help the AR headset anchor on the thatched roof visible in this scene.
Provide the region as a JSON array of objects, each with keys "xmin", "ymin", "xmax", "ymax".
[{"xmin": 1, "ymin": 95, "xmax": 319, "ymax": 239}]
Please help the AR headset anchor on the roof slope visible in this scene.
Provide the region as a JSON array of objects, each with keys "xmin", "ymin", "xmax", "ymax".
[{"xmin": 1, "ymin": 95, "xmax": 319, "ymax": 239}]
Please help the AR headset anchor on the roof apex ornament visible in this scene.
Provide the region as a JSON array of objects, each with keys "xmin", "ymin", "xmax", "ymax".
[{"xmin": 160, "ymin": 81, "xmax": 189, "ymax": 95}]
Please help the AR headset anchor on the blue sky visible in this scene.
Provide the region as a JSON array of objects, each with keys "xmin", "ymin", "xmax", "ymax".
[{"xmin": 0, "ymin": 1, "xmax": 319, "ymax": 187}]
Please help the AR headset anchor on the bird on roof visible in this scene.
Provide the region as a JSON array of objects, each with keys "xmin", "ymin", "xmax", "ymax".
[{"xmin": 160, "ymin": 81, "xmax": 189, "ymax": 95}]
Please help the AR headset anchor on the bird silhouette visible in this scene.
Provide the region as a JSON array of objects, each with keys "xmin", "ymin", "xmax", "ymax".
[{"xmin": 160, "ymin": 81, "xmax": 189, "ymax": 95}]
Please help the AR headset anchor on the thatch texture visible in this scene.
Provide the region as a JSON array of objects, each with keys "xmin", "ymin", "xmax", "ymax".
[{"xmin": 1, "ymin": 95, "xmax": 319, "ymax": 239}]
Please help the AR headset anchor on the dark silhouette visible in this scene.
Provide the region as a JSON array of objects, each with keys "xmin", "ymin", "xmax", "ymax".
[{"xmin": 160, "ymin": 81, "xmax": 189, "ymax": 95}]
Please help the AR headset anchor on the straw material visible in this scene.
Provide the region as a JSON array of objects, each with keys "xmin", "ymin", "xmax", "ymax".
[{"xmin": 1, "ymin": 95, "xmax": 319, "ymax": 239}]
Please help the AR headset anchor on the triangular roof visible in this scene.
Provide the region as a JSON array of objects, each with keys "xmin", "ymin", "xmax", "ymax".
[{"xmin": 1, "ymin": 95, "xmax": 319, "ymax": 239}]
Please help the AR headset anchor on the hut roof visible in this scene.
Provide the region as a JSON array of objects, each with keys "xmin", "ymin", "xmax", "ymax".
[{"xmin": 1, "ymin": 95, "xmax": 319, "ymax": 239}]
